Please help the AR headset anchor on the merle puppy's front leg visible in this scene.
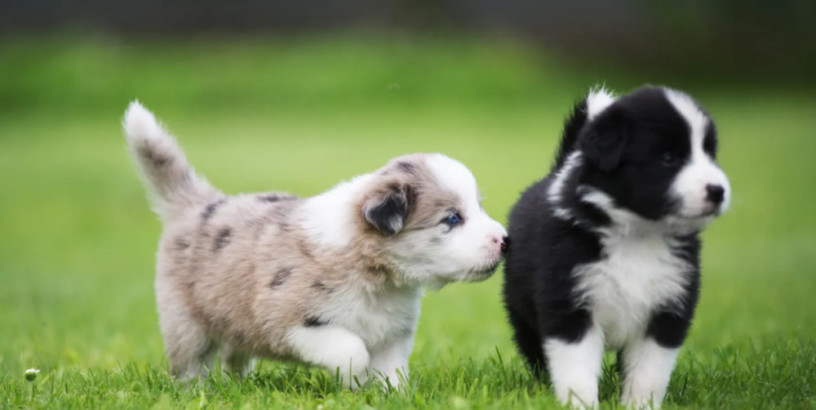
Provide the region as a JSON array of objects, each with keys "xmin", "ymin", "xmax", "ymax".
[
  {"xmin": 287, "ymin": 325, "xmax": 371, "ymax": 389},
  {"xmin": 544, "ymin": 325, "xmax": 604, "ymax": 408},
  {"xmin": 369, "ymin": 334, "xmax": 414, "ymax": 389}
]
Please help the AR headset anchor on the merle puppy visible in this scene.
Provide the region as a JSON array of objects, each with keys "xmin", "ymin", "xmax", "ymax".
[
  {"xmin": 503, "ymin": 87, "xmax": 730, "ymax": 408},
  {"xmin": 123, "ymin": 102, "xmax": 507, "ymax": 389}
]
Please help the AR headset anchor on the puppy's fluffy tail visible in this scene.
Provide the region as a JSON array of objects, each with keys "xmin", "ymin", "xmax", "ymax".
[{"xmin": 123, "ymin": 101, "xmax": 221, "ymax": 219}]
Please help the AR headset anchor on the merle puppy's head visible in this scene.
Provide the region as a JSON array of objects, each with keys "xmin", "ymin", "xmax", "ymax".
[
  {"xmin": 359, "ymin": 154, "xmax": 508, "ymax": 286},
  {"xmin": 550, "ymin": 86, "xmax": 730, "ymax": 233}
]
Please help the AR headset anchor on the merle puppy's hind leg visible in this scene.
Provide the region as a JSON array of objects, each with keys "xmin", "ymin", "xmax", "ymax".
[
  {"xmin": 220, "ymin": 343, "xmax": 255, "ymax": 378},
  {"xmin": 158, "ymin": 299, "xmax": 215, "ymax": 381},
  {"xmin": 507, "ymin": 308, "xmax": 546, "ymax": 377}
]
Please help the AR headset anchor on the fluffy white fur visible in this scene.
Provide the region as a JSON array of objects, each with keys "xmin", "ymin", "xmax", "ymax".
[
  {"xmin": 586, "ymin": 87, "xmax": 617, "ymax": 120},
  {"xmin": 575, "ymin": 220, "xmax": 693, "ymax": 348}
]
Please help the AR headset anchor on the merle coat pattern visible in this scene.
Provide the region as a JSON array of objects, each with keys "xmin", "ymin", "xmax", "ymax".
[{"xmin": 123, "ymin": 101, "xmax": 508, "ymax": 389}]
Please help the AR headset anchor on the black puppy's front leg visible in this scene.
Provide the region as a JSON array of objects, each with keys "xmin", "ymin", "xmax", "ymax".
[
  {"xmin": 619, "ymin": 311, "xmax": 693, "ymax": 408},
  {"xmin": 541, "ymin": 307, "xmax": 602, "ymax": 408}
]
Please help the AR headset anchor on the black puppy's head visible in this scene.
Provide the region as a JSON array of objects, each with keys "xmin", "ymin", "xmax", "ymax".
[{"xmin": 556, "ymin": 86, "xmax": 730, "ymax": 232}]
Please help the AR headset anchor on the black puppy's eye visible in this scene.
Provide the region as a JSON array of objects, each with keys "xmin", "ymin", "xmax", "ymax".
[
  {"xmin": 661, "ymin": 151, "xmax": 679, "ymax": 166},
  {"xmin": 442, "ymin": 212, "xmax": 463, "ymax": 227},
  {"xmin": 703, "ymin": 136, "xmax": 717, "ymax": 158}
]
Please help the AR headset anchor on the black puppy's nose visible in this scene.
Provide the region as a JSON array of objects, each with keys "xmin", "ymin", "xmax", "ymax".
[
  {"xmin": 706, "ymin": 184, "xmax": 725, "ymax": 205},
  {"xmin": 501, "ymin": 236, "xmax": 511, "ymax": 254}
]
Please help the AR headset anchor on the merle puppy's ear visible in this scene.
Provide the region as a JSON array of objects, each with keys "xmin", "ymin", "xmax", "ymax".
[
  {"xmin": 580, "ymin": 108, "xmax": 628, "ymax": 172},
  {"xmin": 362, "ymin": 181, "xmax": 414, "ymax": 236}
]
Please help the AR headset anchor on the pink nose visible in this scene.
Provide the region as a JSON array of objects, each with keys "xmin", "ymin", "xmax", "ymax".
[{"xmin": 493, "ymin": 236, "xmax": 509, "ymax": 254}]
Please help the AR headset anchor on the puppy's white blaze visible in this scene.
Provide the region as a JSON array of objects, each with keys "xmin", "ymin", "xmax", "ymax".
[
  {"xmin": 424, "ymin": 154, "xmax": 505, "ymax": 240},
  {"xmin": 301, "ymin": 174, "xmax": 373, "ymax": 249},
  {"xmin": 664, "ymin": 89, "xmax": 731, "ymax": 219},
  {"xmin": 620, "ymin": 339, "xmax": 679, "ymax": 408},
  {"xmin": 425, "ymin": 154, "xmax": 481, "ymax": 206},
  {"xmin": 586, "ymin": 86, "xmax": 617, "ymax": 120},
  {"xmin": 548, "ymin": 152, "xmax": 583, "ymax": 220},
  {"xmin": 544, "ymin": 327, "xmax": 604, "ymax": 408},
  {"xmin": 664, "ymin": 89, "xmax": 708, "ymax": 142},
  {"xmin": 426, "ymin": 154, "xmax": 507, "ymax": 234}
]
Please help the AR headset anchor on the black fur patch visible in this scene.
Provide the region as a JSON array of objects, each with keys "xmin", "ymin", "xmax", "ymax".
[
  {"xmin": 311, "ymin": 280, "xmax": 331, "ymax": 292},
  {"xmin": 174, "ymin": 237, "xmax": 190, "ymax": 251},
  {"xmin": 270, "ymin": 266, "xmax": 293, "ymax": 287},
  {"xmin": 258, "ymin": 195, "xmax": 282, "ymax": 202},
  {"xmin": 138, "ymin": 146, "xmax": 172, "ymax": 168},
  {"xmin": 257, "ymin": 194, "xmax": 296, "ymax": 203},
  {"xmin": 202, "ymin": 199, "xmax": 227, "ymax": 221},
  {"xmin": 213, "ymin": 228, "xmax": 232, "ymax": 251},
  {"xmin": 304, "ymin": 316, "xmax": 328, "ymax": 327},
  {"xmin": 647, "ymin": 234, "xmax": 702, "ymax": 348},
  {"xmin": 396, "ymin": 161, "xmax": 415, "ymax": 174},
  {"xmin": 298, "ymin": 240, "xmax": 314, "ymax": 260},
  {"xmin": 268, "ymin": 204, "xmax": 294, "ymax": 232},
  {"xmin": 580, "ymin": 87, "xmax": 697, "ymax": 220},
  {"xmin": 553, "ymin": 99, "xmax": 589, "ymax": 170},
  {"xmin": 365, "ymin": 188, "xmax": 408, "ymax": 236}
]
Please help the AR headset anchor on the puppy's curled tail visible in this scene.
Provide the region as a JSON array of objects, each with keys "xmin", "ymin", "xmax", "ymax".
[{"xmin": 123, "ymin": 101, "xmax": 221, "ymax": 220}]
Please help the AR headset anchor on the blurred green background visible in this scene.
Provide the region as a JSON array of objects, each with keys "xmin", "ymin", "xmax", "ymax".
[{"xmin": 1, "ymin": 2, "xmax": 815, "ymax": 408}]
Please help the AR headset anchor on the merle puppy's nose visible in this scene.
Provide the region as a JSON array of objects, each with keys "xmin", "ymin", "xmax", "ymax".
[
  {"xmin": 500, "ymin": 236, "xmax": 510, "ymax": 254},
  {"xmin": 706, "ymin": 184, "xmax": 725, "ymax": 205}
]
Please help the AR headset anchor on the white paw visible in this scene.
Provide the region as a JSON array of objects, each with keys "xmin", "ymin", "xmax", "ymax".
[
  {"xmin": 621, "ymin": 389, "xmax": 664, "ymax": 409},
  {"xmin": 555, "ymin": 385, "xmax": 599, "ymax": 409}
]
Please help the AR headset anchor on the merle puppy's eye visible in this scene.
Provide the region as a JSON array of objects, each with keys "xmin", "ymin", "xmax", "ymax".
[
  {"xmin": 442, "ymin": 212, "xmax": 463, "ymax": 227},
  {"xmin": 661, "ymin": 151, "xmax": 679, "ymax": 166}
]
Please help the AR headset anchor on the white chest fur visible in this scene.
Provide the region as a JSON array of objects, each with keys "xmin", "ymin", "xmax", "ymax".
[
  {"xmin": 321, "ymin": 284, "xmax": 422, "ymax": 350},
  {"xmin": 574, "ymin": 233, "xmax": 691, "ymax": 350}
]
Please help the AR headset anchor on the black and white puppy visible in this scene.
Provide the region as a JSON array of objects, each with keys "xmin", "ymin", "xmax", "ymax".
[{"xmin": 503, "ymin": 87, "xmax": 730, "ymax": 408}]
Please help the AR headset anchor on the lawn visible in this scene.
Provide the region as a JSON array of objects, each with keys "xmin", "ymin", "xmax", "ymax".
[{"xmin": 0, "ymin": 34, "xmax": 814, "ymax": 408}]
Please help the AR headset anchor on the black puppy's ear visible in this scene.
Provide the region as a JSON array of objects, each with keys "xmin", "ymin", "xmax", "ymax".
[
  {"xmin": 580, "ymin": 109, "xmax": 628, "ymax": 172},
  {"xmin": 362, "ymin": 182, "xmax": 413, "ymax": 236}
]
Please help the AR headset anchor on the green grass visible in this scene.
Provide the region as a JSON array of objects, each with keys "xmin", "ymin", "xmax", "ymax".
[{"xmin": 1, "ymin": 33, "xmax": 815, "ymax": 408}]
